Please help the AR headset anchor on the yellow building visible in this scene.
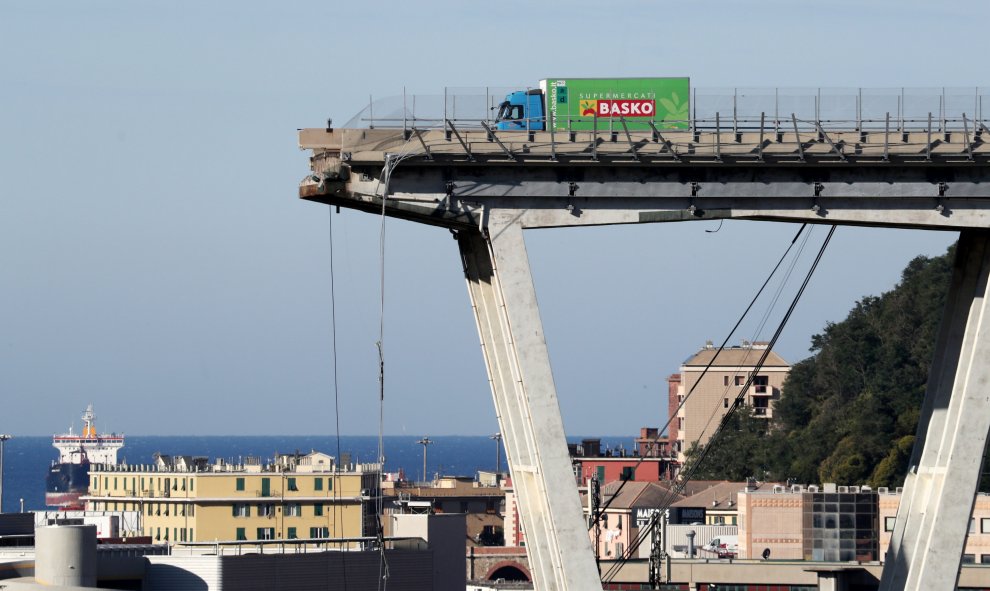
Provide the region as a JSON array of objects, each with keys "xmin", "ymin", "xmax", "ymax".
[{"xmin": 84, "ymin": 451, "xmax": 380, "ymax": 545}]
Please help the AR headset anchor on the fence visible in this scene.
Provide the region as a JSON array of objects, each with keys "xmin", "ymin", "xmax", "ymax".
[{"xmin": 341, "ymin": 86, "xmax": 989, "ymax": 133}]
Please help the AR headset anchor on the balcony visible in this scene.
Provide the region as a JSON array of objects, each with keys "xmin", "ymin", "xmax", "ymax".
[{"xmin": 752, "ymin": 385, "xmax": 776, "ymax": 396}]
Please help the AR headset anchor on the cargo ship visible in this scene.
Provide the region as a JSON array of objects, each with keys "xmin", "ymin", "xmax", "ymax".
[{"xmin": 45, "ymin": 405, "xmax": 124, "ymax": 509}]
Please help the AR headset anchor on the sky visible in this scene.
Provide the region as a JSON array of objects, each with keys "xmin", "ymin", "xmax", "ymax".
[{"xmin": 0, "ymin": 0, "xmax": 983, "ymax": 437}]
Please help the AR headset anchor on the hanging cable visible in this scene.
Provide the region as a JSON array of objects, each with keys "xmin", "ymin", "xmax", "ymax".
[
  {"xmin": 588, "ymin": 223, "xmax": 808, "ymax": 529},
  {"xmin": 327, "ymin": 206, "xmax": 348, "ymax": 590},
  {"xmin": 601, "ymin": 225, "xmax": 837, "ymax": 584},
  {"xmin": 376, "ymin": 161, "xmax": 390, "ymax": 591}
]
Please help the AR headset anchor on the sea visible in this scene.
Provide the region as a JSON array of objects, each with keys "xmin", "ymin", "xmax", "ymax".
[{"xmin": 1, "ymin": 434, "xmax": 632, "ymax": 513}]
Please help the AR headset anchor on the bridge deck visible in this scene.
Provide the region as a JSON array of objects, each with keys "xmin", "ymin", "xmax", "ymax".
[{"xmin": 301, "ymin": 125, "xmax": 990, "ymax": 167}]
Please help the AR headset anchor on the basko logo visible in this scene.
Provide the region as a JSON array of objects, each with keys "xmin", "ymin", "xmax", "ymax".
[{"xmin": 579, "ymin": 99, "xmax": 655, "ymax": 117}]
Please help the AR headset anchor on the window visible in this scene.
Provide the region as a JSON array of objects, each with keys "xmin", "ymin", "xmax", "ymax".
[
  {"xmin": 287, "ymin": 527, "xmax": 297, "ymax": 540},
  {"xmin": 724, "ymin": 398, "xmax": 729, "ymax": 408},
  {"xmin": 233, "ymin": 503, "xmax": 250, "ymax": 518},
  {"xmin": 620, "ymin": 467, "xmax": 635, "ymax": 481},
  {"xmin": 314, "ymin": 504, "xmax": 324, "ymax": 517},
  {"xmin": 981, "ymin": 554, "xmax": 990, "ymax": 565},
  {"xmin": 595, "ymin": 466, "xmax": 605, "ymax": 483},
  {"xmin": 616, "ymin": 542, "xmax": 624, "ymax": 557},
  {"xmin": 678, "ymin": 417, "xmax": 684, "ymax": 429},
  {"xmin": 286, "ymin": 503, "xmax": 302, "ymax": 517},
  {"xmin": 259, "ymin": 504, "xmax": 275, "ymax": 517},
  {"xmin": 288, "ymin": 477, "xmax": 298, "ymax": 491},
  {"xmin": 962, "ymin": 554, "xmax": 976, "ymax": 564},
  {"xmin": 982, "ymin": 518, "xmax": 990, "ymax": 534},
  {"xmin": 310, "ymin": 527, "xmax": 329, "ymax": 539},
  {"xmin": 236, "ymin": 477, "xmax": 245, "ymax": 491},
  {"xmin": 314, "ymin": 478, "xmax": 323, "ymax": 491},
  {"xmin": 735, "ymin": 375, "xmax": 745, "ymax": 386},
  {"xmin": 723, "ymin": 376, "xmax": 729, "ymax": 386},
  {"xmin": 236, "ymin": 528, "xmax": 246, "ymax": 541},
  {"xmin": 257, "ymin": 528, "xmax": 275, "ymax": 540},
  {"xmin": 190, "ymin": 479, "xmax": 194, "ymax": 491}
]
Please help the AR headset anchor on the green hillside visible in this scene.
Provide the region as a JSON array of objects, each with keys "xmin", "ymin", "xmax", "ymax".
[{"xmin": 684, "ymin": 245, "xmax": 958, "ymax": 488}]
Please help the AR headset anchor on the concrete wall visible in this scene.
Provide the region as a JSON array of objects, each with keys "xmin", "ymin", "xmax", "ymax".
[
  {"xmin": 738, "ymin": 489, "xmax": 805, "ymax": 559},
  {"xmin": 392, "ymin": 513, "xmax": 466, "ymax": 591}
]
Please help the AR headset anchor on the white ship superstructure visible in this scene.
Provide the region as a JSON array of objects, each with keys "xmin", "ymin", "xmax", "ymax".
[{"xmin": 52, "ymin": 404, "xmax": 124, "ymax": 465}]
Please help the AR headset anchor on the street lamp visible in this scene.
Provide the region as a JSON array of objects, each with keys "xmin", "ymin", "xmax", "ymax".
[
  {"xmin": 416, "ymin": 437, "xmax": 433, "ymax": 483},
  {"xmin": 0, "ymin": 434, "xmax": 11, "ymax": 514},
  {"xmin": 490, "ymin": 432, "xmax": 503, "ymax": 475}
]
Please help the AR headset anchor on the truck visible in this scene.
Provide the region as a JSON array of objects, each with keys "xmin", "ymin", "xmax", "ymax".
[
  {"xmin": 704, "ymin": 535, "xmax": 739, "ymax": 559},
  {"xmin": 494, "ymin": 77, "xmax": 690, "ymax": 132}
]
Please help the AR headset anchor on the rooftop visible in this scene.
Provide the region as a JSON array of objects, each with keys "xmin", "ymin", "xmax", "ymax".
[{"xmin": 682, "ymin": 343, "xmax": 789, "ymax": 369}]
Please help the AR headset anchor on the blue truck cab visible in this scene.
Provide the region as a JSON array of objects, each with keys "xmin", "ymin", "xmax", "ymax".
[{"xmin": 494, "ymin": 89, "xmax": 545, "ymax": 131}]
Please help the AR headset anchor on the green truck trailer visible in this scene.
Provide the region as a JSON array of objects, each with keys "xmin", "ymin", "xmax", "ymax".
[{"xmin": 494, "ymin": 77, "xmax": 690, "ymax": 132}]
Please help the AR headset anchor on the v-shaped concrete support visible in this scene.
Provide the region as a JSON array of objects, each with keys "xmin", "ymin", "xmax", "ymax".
[
  {"xmin": 458, "ymin": 216, "xmax": 601, "ymax": 591},
  {"xmin": 881, "ymin": 230, "xmax": 990, "ymax": 591}
]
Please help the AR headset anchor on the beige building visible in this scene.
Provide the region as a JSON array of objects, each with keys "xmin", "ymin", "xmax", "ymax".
[
  {"xmin": 671, "ymin": 341, "xmax": 790, "ymax": 462},
  {"xmin": 740, "ymin": 484, "xmax": 990, "ymax": 563},
  {"xmin": 84, "ymin": 451, "xmax": 379, "ymax": 545}
]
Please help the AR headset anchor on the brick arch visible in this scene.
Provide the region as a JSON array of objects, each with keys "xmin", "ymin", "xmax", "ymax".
[{"xmin": 485, "ymin": 560, "xmax": 531, "ymax": 582}]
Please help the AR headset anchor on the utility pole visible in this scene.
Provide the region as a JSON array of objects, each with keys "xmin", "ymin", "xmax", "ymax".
[
  {"xmin": 490, "ymin": 432, "xmax": 502, "ymax": 474},
  {"xmin": 0, "ymin": 435, "xmax": 11, "ymax": 514},
  {"xmin": 416, "ymin": 437, "xmax": 433, "ymax": 483}
]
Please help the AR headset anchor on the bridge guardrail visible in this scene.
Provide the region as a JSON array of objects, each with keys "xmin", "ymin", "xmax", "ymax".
[{"xmin": 341, "ymin": 86, "xmax": 988, "ymax": 134}]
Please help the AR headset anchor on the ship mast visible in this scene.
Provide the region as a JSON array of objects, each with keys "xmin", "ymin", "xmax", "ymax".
[{"xmin": 82, "ymin": 404, "xmax": 97, "ymax": 438}]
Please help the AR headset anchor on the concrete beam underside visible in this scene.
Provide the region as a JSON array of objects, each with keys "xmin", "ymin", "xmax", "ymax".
[
  {"xmin": 880, "ymin": 230, "xmax": 990, "ymax": 591},
  {"xmin": 458, "ymin": 219, "xmax": 601, "ymax": 591}
]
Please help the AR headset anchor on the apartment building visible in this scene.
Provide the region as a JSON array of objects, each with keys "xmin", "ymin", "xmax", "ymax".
[
  {"xmin": 671, "ymin": 341, "xmax": 790, "ymax": 462},
  {"xmin": 84, "ymin": 451, "xmax": 380, "ymax": 545}
]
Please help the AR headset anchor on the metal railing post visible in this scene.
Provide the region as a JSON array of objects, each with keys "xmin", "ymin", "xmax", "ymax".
[
  {"xmin": 592, "ymin": 113, "xmax": 598, "ymax": 161},
  {"xmin": 733, "ymin": 88, "xmax": 738, "ymax": 137}
]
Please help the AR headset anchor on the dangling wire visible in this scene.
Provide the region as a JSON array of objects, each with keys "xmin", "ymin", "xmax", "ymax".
[
  {"xmin": 368, "ymin": 140, "xmax": 424, "ymax": 591},
  {"xmin": 327, "ymin": 206, "xmax": 347, "ymax": 591}
]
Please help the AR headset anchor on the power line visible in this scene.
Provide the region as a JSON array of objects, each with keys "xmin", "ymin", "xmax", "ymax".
[{"xmin": 602, "ymin": 225, "xmax": 837, "ymax": 584}]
